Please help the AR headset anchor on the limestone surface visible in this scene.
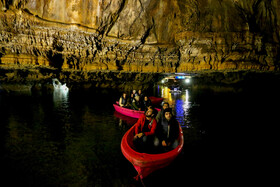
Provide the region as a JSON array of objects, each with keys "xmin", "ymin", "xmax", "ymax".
[{"xmin": 0, "ymin": 0, "xmax": 279, "ymax": 90}]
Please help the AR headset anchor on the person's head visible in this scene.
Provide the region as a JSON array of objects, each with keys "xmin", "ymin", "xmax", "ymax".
[
  {"xmin": 122, "ymin": 92, "xmax": 127, "ymax": 98},
  {"xmin": 162, "ymin": 102, "xmax": 169, "ymax": 110},
  {"xmin": 144, "ymin": 96, "xmax": 148, "ymax": 101},
  {"xmin": 145, "ymin": 106, "xmax": 157, "ymax": 119},
  {"xmin": 163, "ymin": 108, "xmax": 173, "ymax": 121},
  {"xmin": 138, "ymin": 90, "xmax": 142, "ymax": 94},
  {"xmin": 132, "ymin": 90, "xmax": 136, "ymax": 94}
]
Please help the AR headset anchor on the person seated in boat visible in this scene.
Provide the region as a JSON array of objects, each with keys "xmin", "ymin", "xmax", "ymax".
[
  {"xmin": 138, "ymin": 89, "xmax": 144, "ymax": 100},
  {"xmin": 131, "ymin": 95, "xmax": 141, "ymax": 110},
  {"xmin": 138, "ymin": 89, "xmax": 143, "ymax": 95},
  {"xmin": 132, "ymin": 89, "xmax": 138, "ymax": 97},
  {"xmin": 126, "ymin": 93, "xmax": 134, "ymax": 108},
  {"xmin": 137, "ymin": 89, "xmax": 144, "ymax": 107},
  {"xmin": 133, "ymin": 106, "xmax": 158, "ymax": 153},
  {"xmin": 156, "ymin": 108, "xmax": 179, "ymax": 152},
  {"xmin": 119, "ymin": 92, "xmax": 128, "ymax": 107},
  {"xmin": 141, "ymin": 95, "xmax": 152, "ymax": 111},
  {"xmin": 156, "ymin": 102, "xmax": 170, "ymax": 123}
]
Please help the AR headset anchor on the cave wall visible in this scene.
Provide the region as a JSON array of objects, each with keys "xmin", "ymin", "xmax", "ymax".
[{"xmin": 0, "ymin": 0, "xmax": 280, "ymax": 76}]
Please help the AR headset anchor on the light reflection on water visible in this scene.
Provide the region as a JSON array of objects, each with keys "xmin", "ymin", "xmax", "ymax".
[
  {"xmin": 159, "ymin": 86, "xmax": 191, "ymax": 127},
  {"xmin": 53, "ymin": 89, "xmax": 69, "ymax": 110}
]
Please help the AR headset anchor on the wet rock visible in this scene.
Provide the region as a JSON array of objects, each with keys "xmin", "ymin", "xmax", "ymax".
[
  {"xmin": 0, "ymin": 0, "xmax": 279, "ymax": 73},
  {"xmin": 0, "ymin": 83, "xmax": 32, "ymax": 93},
  {"xmin": 0, "ymin": 0, "xmax": 279, "ymax": 92}
]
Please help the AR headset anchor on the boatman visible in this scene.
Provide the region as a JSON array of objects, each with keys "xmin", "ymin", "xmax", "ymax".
[{"xmin": 133, "ymin": 106, "xmax": 158, "ymax": 153}]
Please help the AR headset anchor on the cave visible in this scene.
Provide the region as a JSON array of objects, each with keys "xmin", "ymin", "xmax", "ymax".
[{"xmin": 0, "ymin": 1, "xmax": 278, "ymax": 186}]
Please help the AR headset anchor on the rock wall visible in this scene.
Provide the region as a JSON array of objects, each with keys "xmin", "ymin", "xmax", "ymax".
[
  {"xmin": 0, "ymin": 0, "xmax": 280, "ymax": 77},
  {"xmin": 0, "ymin": 66, "xmax": 163, "ymax": 93}
]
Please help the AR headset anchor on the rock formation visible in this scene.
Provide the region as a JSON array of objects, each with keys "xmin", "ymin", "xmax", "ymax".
[{"xmin": 0, "ymin": 0, "xmax": 280, "ymax": 91}]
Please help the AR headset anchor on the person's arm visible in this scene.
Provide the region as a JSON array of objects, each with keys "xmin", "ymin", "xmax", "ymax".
[
  {"xmin": 155, "ymin": 111, "xmax": 161, "ymax": 123},
  {"xmin": 132, "ymin": 102, "xmax": 139, "ymax": 110},
  {"xmin": 119, "ymin": 97, "xmax": 123, "ymax": 107}
]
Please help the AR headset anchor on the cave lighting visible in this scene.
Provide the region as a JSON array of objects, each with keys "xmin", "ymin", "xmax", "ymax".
[
  {"xmin": 185, "ymin": 78, "xmax": 190, "ymax": 83},
  {"xmin": 175, "ymin": 76, "xmax": 185, "ymax": 79}
]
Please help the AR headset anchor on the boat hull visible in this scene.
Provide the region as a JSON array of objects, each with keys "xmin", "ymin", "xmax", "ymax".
[
  {"xmin": 113, "ymin": 104, "xmax": 144, "ymax": 118},
  {"xmin": 121, "ymin": 124, "xmax": 184, "ymax": 179},
  {"xmin": 113, "ymin": 102, "xmax": 161, "ymax": 119}
]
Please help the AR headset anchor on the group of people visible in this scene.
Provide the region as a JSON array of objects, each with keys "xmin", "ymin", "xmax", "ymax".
[
  {"xmin": 133, "ymin": 102, "xmax": 179, "ymax": 153},
  {"xmin": 119, "ymin": 90, "xmax": 152, "ymax": 111}
]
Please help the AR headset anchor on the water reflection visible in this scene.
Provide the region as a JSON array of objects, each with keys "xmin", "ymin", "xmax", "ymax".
[
  {"xmin": 160, "ymin": 86, "xmax": 191, "ymax": 127},
  {"xmin": 114, "ymin": 111, "xmax": 138, "ymax": 129}
]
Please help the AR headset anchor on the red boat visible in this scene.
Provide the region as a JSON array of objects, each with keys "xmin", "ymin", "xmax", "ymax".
[
  {"xmin": 149, "ymin": 96, "xmax": 164, "ymax": 105},
  {"xmin": 121, "ymin": 123, "xmax": 184, "ymax": 180}
]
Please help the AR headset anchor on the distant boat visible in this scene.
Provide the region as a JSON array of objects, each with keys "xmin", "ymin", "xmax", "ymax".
[
  {"xmin": 121, "ymin": 123, "xmax": 184, "ymax": 180},
  {"xmin": 169, "ymin": 87, "xmax": 182, "ymax": 93},
  {"xmin": 148, "ymin": 96, "xmax": 164, "ymax": 105},
  {"xmin": 113, "ymin": 102, "xmax": 161, "ymax": 119}
]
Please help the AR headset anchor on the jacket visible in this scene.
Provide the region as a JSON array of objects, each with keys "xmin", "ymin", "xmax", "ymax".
[
  {"xmin": 134, "ymin": 114, "xmax": 157, "ymax": 136},
  {"xmin": 158, "ymin": 117, "xmax": 179, "ymax": 143}
]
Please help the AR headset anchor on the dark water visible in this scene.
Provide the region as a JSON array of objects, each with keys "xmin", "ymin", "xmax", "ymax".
[{"xmin": 0, "ymin": 84, "xmax": 277, "ymax": 186}]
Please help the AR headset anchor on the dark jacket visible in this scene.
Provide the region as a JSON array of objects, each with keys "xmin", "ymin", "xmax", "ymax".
[
  {"xmin": 157, "ymin": 116, "xmax": 179, "ymax": 143},
  {"xmin": 142, "ymin": 98, "xmax": 152, "ymax": 110}
]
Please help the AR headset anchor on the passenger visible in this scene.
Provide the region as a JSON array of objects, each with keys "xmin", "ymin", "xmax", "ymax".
[
  {"xmin": 133, "ymin": 106, "xmax": 158, "ymax": 153},
  {"xmin": 155, "ymin": 102, "xmax": 170, "ymax": 123},
  {"xmin": 131, "ymin": 95, "xmax": 141, "ymax": 111},
  {"xmin": 156, "ymin": 108, "xmax": 179, "ymax": 152},
  {"xmin": 127, "ymin": 93, "xmax": 134, "ymax": 108},
  {"xmin": 138, "ymin": 89, "xmax": 143, "ymax": 96},
  {"xmin": 142, "ymin": 96, "xmax": 152, "ymax": 111},
  {"xmin": 132, "ymin": 90, "xmax": 138, "ymax": 97},
  {"xmin": 138, "ymin": 89, "xmax": 144, "ymax": 108},
  {"xmin": 138, "ymin": 89, "xmax": 144, "ymax": 100},
  {"xmin": 119, "ymin": 92, "xmax": 128, "ymax": 107}
]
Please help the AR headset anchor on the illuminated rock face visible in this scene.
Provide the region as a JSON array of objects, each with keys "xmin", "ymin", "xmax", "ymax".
[{"xmin": 0, "ymin": 0, "xmax": 279, "ymax": 74}]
